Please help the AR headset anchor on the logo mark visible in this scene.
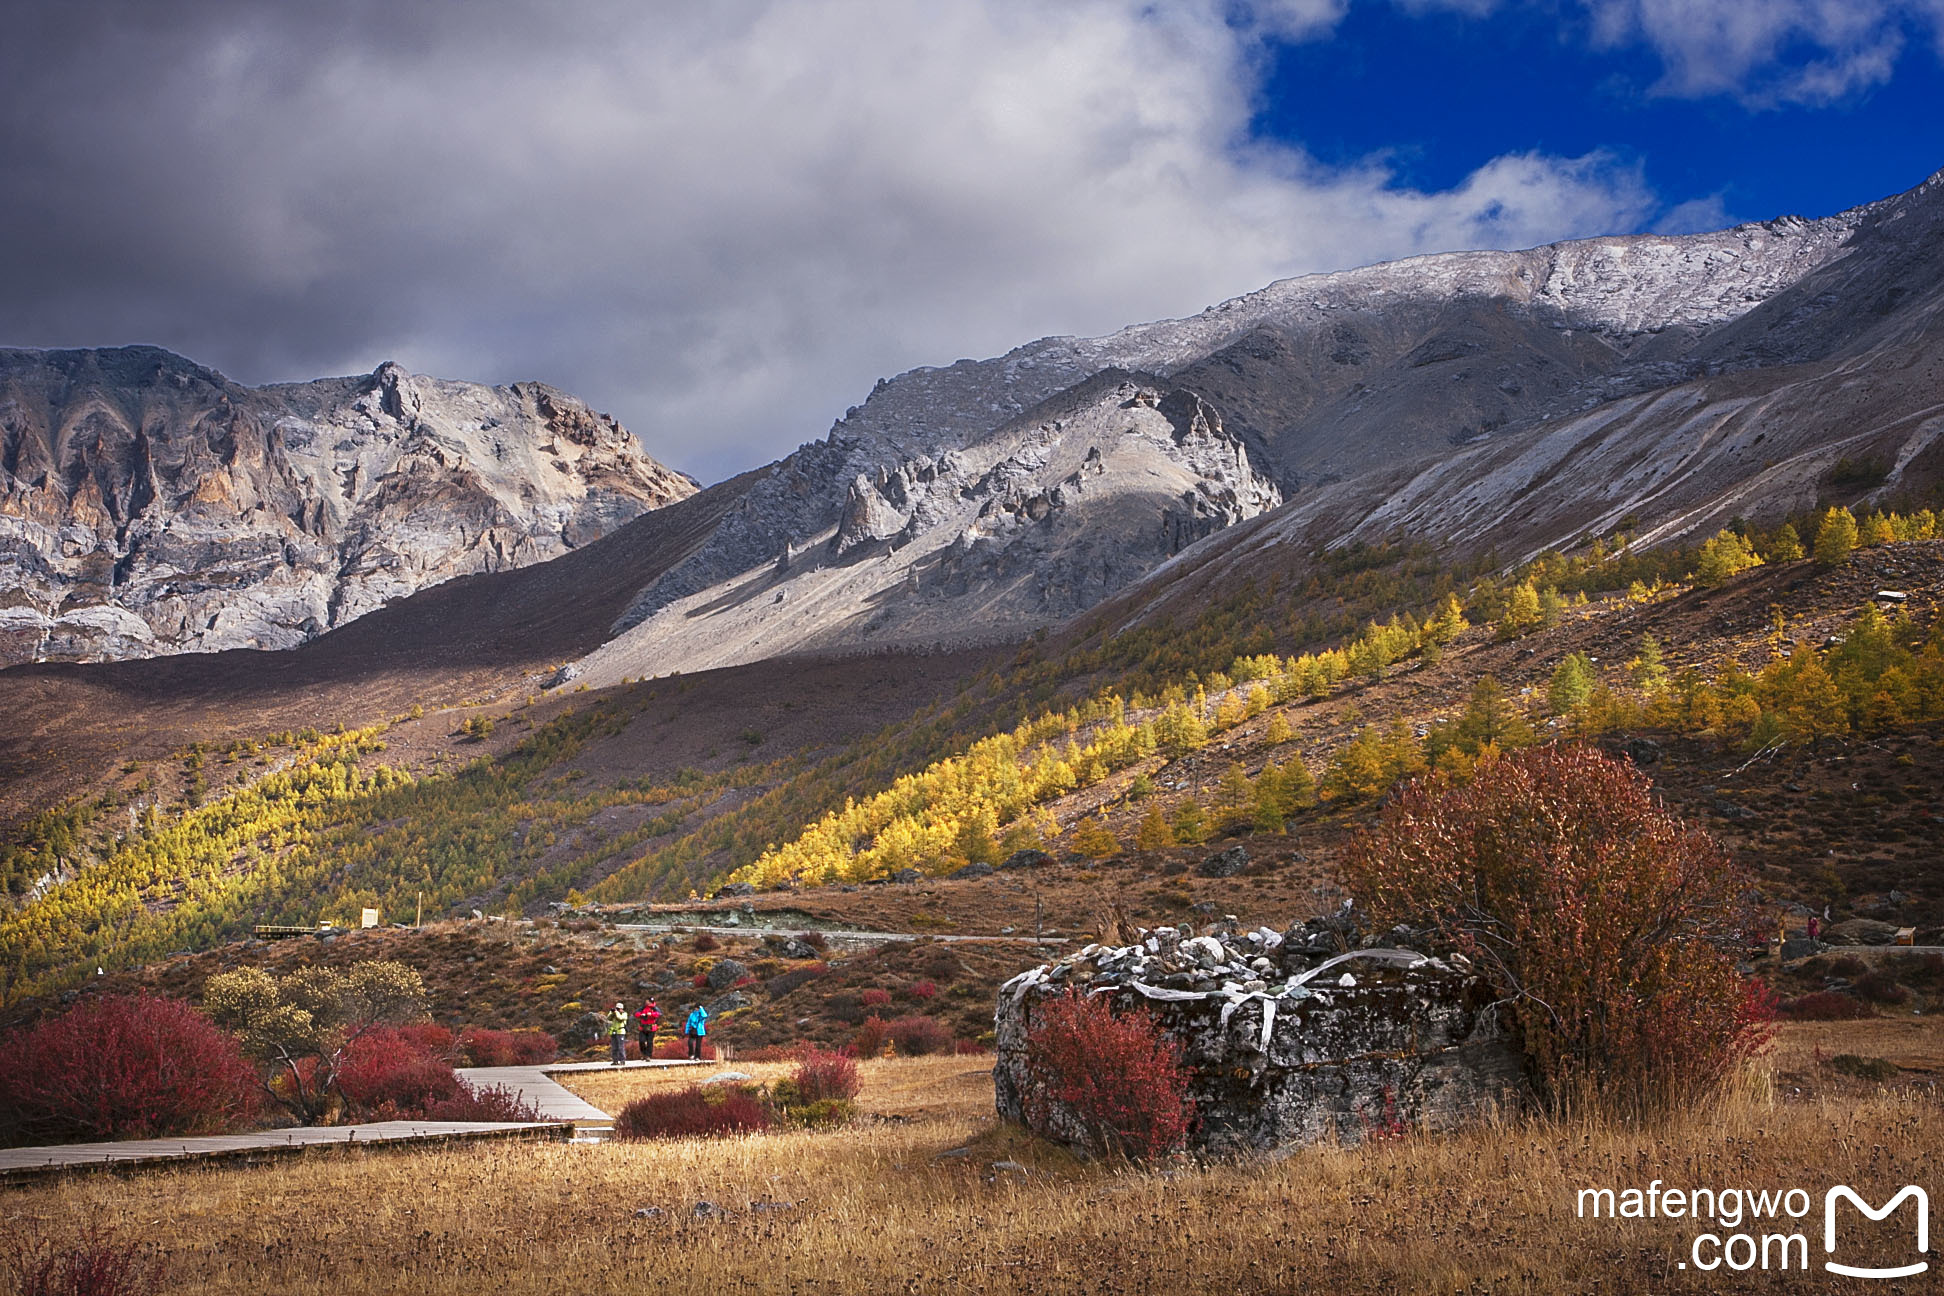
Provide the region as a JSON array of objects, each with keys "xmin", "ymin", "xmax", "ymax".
[{"xmin": 1825, "ymin": 1185, "xmax": 1929, "ymax": 1280}]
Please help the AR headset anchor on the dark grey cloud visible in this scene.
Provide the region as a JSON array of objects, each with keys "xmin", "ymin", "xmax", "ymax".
[{"xmin": 0, "ymin": 0, "xmax": 1662, "ymax": 482}]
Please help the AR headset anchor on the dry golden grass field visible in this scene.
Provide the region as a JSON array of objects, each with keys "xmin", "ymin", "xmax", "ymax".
[{"xmin": 8, "ymin": 1024, "xmax": 1944, "ymax": 1295}]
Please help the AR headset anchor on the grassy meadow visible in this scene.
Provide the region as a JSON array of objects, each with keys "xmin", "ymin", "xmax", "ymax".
[{"xmin": 8, "ymin": 1028, "xmax": 1944, "ymax": 1295}]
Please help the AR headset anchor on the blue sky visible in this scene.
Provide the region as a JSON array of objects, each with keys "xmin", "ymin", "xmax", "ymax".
[
  {"xmin": 1, "ymin": 1, "xmax": 1940, "ymax": 480},
  {"xmin": 1256, "ymin": 1, "xmax": 1943, "ymax": 230}
]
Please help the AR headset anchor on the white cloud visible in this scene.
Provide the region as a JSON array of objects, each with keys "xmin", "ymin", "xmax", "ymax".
[
  {"xmin": 0, "ymin": 0, "xmax": 1666, "ymax": 481},
  {"xmin": 1581, "ymin": 0, "xmax": 1939, "ymax": 104}
]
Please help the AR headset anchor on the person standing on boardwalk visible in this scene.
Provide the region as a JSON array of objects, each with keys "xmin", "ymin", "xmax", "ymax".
[
  {"xmin": 684, "ymin": 1003, "xmax": 709, "ymax": 1060},
  {"xmin": 635, "ymin": 997, "xmax": 662, "ymax": 1060},
  {"xmin": 606, "ymin": 1002, "xmax": 629, "ymax": 1066}
]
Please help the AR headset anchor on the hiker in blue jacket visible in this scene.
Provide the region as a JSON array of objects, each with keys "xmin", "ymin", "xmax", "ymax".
[{"xmin": 684, "ymin": 1004, "xmax": 709, "ymax": 1060}]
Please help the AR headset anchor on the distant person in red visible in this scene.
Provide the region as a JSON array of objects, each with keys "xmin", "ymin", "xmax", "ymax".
[
  {"xmin": 1808, "ymin": 914, "xmax": 1820, "ymax": 945},
  {"xmin": 635, "ymin": 998, "xmax": 662, "ymax": 1060}
]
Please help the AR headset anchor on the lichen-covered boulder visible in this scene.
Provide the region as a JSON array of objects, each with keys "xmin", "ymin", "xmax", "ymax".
[{"xmin": 994, "ymin": 917, "xmax": 1525, "ymax": 1154}]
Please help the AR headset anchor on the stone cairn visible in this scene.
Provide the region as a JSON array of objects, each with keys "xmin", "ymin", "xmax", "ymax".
[{"xmin": 994, "ymin": 911, "xmax": 1526, "ymax": 1155}]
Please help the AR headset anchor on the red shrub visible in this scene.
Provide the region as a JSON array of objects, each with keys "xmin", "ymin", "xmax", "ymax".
[
  {"xmin": 0, "ymin": 993, "xmax": 259, "ymax": 1146},
  {"xmin": 692, "ymin": 932, "xmax": 720, "ymax": 952},
  {"xmin": 422, "ymin": 1082, "xmax": 543, "ymax": 1122},
  {"xmin": 1343, "ymin": 744, "xmax": 1768, "ymax": 1114},
  {"xmin": 459, "ymin": 1027, "xmax": 557, "ymax": 1066},
  {"xmin": 2, "ymin": 1223, "xmax": 160, "ymax": 1296},
  {"xmin": 905, "ymin": 980, "xmax": 938, "ymax": 1002},
  {"xmin": 1851, "ymin": 971, "xmax": 1910, "ymax": 1005},
  {"xmin": 1023, "ymin": 989, "xmax": 1192, "ymax": 1160},
  {"xmin": 953, "ymin": 1038, "xmax": 991, "ymax": 1055},
  {"xmin": 1782, "ymin": 991, "xmax": 1876, "ymax": 1021},
  {"xmin": 797, "ymin": 931, "xmax": 828, "ymax": 951},
  {"xmin": 791, "ymin": 1047, "xmax": 860, "ymax": 1103},
  {"xmin": 613, "ymin": 1085, "xmax": 772, "ymax": 1140},
  {"xmin": 388, "ymin": 1022, "xmax": 456, "ymax": 1060},
  {"xmin": 884, "ymin": 1015, "xmax": 952, "ymax": 1056},
  {"xmin": 849, "ymin": 1016, "xmax": 889, "ymax": 1057},
  {"xmin": 859, "ymin": 988, "xmax": 893, "ymax": 1009},
  {"xmin": 336, "ymin": 1028, "xmax": 462, "ymax": 1117},
  {"xmin": 651, "ymin": 1038, "xmax": 715, "ymax": 1060}
]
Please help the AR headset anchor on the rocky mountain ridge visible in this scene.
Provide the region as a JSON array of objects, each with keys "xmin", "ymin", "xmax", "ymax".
[
  {"xmin": 0, "ymin": 348, "xmax": 695, "ymax": 664},
  {"xmin": 571, "ymin": 170, "xmax": 1936, "ymax": 681},
  {"xmin": 572, "ymin": 373, "xmax": 1281, "ymax": 682}
]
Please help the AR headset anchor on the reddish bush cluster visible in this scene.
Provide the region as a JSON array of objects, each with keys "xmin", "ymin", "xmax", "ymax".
[
  {"xmin": 1850, "ymin": 971, "xmax": 1910, "ymax": 1005},
  {"xmin": 0, "ymin": 994, "xmax": 260, "ymax": 1147},
  {"xmin": 1894, "ymin": 953, "xmax": 1944, "ymax": 988},
  {"xmin": 337, "ymin": 1027, "xmax": 545, "ymax": 1120},
  {"xmin": 420, "ymin": 1082, "xmax": 542, "ymax": 1122},
  {"xmin": 1344, "ymin": 744, "xmax": 1770, "ymax": 1114},
  {"xmin": 2, "ymin": 1223, "xmax": 160, "ymax": 1296},
  {"xmin": 336, "ymin": 1027, "xmax": 463, "ymax": 1116},
  {"xmin": 613, "ymin": 1084, "xmax": 772, "ymax": 1140},
  {"xmin": 1782, "ymin": 991, "xmax": 1876, "ymax": 1021},
  {"xmin": 692, "ymin": 932, "xmax": 720, "ymax": 952},
  {"xmin": 387, "ymin": 1022, "xmax": 457, "ymax": 1060},
  {"xmin": 458, "ymin": 1027, "xmax": 557, "ymax": 1066},
  {"xmin": 849, "ymin": 1013, "xmax": 952, "ymax": 1057},
  {"xmin": 904, "ymin": 980, "xmax": 938, "ymax": 1002},
  {"xmin": 791, "ymin": 1046, "xmax": 860, "ymax": 1103},
  {"xmin": 884, "ymin": 1015, "xmax": 952, "ymax": 1056},
  {"xmin": 859, "ymin": 988, "xmax": 893, "ymax": 1009},
  {"xmin": 850, "ymin": 1016, "xmax": 889, "ymax": 1056},
  {"xmin": 1022, "ymin": 989, "xmax": 1193, "ymax": 1160}
]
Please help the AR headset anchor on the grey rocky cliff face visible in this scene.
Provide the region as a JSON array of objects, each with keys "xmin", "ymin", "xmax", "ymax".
[
  {"xmin": 587, "ymin": 175, "xmax": 1936, "ymax": 681},
  {"xmin": 994, "ymin": 916, "xmax": 1525, "ymax": 1155},
  {"xmin": 572, "ymin": 374, "xmax": 1282, "ymax": 683},
  {"xmin": 0, "ymin": 347, "xmax": 696, "ymax": 665}
]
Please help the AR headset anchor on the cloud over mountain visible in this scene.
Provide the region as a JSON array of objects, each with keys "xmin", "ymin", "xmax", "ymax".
[{"xmin": 0, "ymin": 0, "xmax": 1665, "ymax": 481}]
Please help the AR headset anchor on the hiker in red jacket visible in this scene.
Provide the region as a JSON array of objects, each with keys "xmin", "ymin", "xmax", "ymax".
[{"xmin": 635, "ymin": 998, "xmax": 662, "ymax": 1061}]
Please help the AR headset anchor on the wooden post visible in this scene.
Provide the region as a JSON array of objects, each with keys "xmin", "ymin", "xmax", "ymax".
[{"xmin": 417, "ymin": 892, "xmax": 423, "ymax": 927}]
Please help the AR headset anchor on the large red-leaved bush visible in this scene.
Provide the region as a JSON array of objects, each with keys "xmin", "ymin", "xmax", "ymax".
[
  {"xmin": 0, "ymin": 993, "xmax": 259, "ymax": 1146},
  {"xmin": 1022, "ymin": 989, "xmax": 1193, "ymax": 1160},
  {"xmin": 1342, "ymin": 743, "xmax": 1770, "ymax": 1114}
]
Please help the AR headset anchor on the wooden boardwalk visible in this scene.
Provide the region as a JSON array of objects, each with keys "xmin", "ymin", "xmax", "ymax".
[
  {"xmin": 0, "ymin": 1120, "xmax": 570, "ymax": 1183},
  {"xmin": 456, "ymin": 1057, "xmax": 706, "ymax": 1131},
  {"xmin": 1, "ymin": 1058, "xmax": 707, "ymax": 1182}
]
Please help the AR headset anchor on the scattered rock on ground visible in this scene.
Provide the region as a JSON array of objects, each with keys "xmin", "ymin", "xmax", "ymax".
[
  {"xmin": 705, "ymin": 958, "xmax": 749, "ymax": 990},
  {"xmin": 1197, "ymin": 846, "xmax": 1249, "ymax": 878}
]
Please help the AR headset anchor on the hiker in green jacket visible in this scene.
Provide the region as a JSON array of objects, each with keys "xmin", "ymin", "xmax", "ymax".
[{"xmin": 606, "ymin": 1002, "xmax": 629, "ymax": 1066}]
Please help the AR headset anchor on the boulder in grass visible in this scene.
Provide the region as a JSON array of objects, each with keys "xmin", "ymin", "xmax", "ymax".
[
  {"xmin": 1000, "ymin": 849, "xmax": 1051, "ymax": 871},
  {"xmin": 1823, "ymin": 919, "xmax": 1902, "ymax": 946},
  {"xmin": 1197, "ymin": 846, "xmax": 1249, "ymax": 878},
  {"xmin": 994, "ymin": 916, "xmax": 1524, "ymax": 1155}
]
